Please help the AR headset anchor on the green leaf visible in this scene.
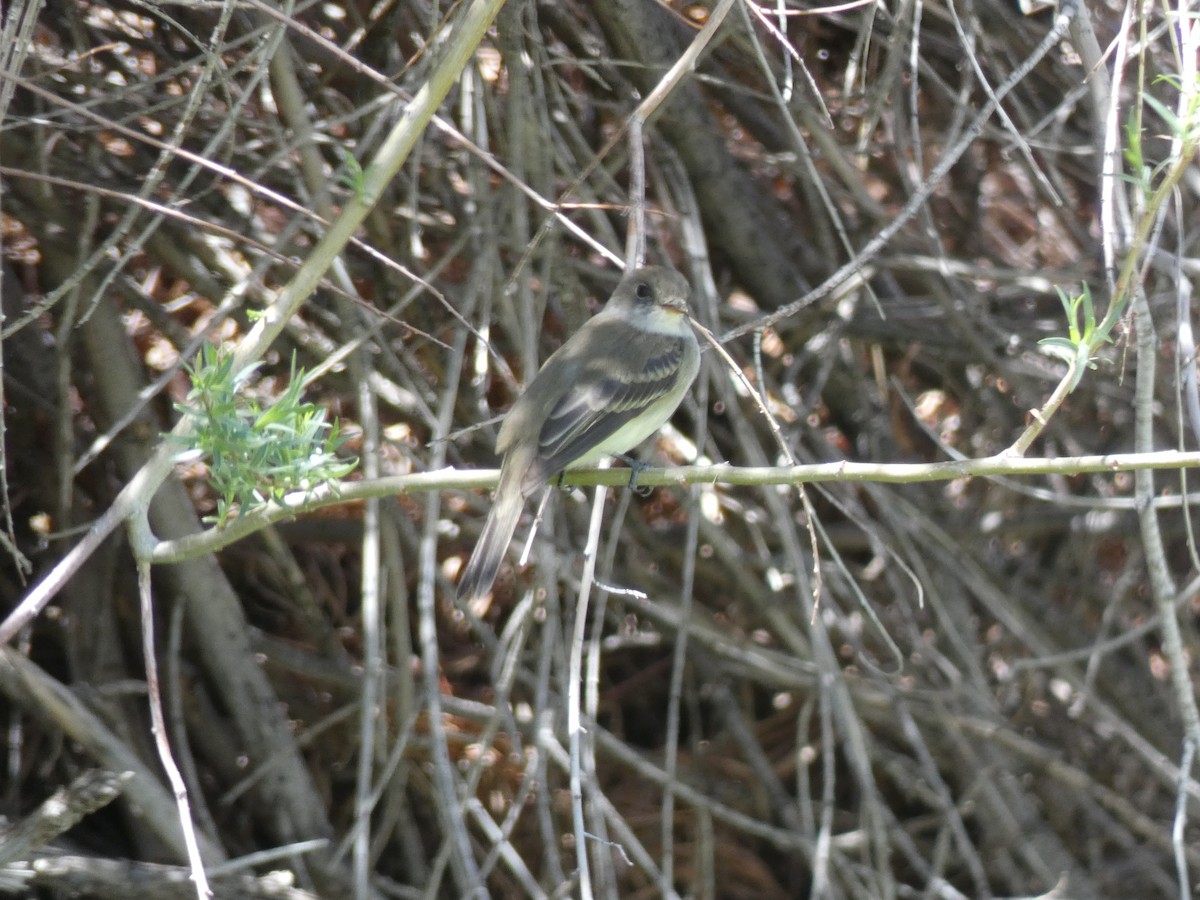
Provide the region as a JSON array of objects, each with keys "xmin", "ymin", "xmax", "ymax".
[{"xmin": 1143, "ymin": 92, "xmax": 1180, "ymax": 136}]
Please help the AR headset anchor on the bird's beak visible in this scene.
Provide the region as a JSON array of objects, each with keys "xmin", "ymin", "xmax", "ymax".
[{"xmin": 662, "ymin": 296, "xmax": 689, "ymax": 314}]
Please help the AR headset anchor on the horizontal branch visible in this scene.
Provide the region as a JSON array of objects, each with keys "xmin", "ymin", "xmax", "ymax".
[{"xmin": 145, "ymin": 450, "xmax": 1200, "ymax": 563}]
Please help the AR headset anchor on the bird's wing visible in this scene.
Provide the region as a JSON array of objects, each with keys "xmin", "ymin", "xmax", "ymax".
[{"xmin": 528, "ymin": 329, "xmax": 690, "ymax": 485}]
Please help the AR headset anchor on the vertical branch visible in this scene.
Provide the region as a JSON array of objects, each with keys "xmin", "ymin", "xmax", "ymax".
[
  {"xmin": 1131, "ymin": 279, "xmax": 1200, "ymax": 896},
  {"xmin": 625, "ymin": 120, "xmax": 647, "ymax": 269},
  {"xmin": 659, "ymin": 482, "xmax": 699, "ymax": 894},
  {"xmin": 419, "ymin": 261, "xmax": 486, "ymax": 892},
  {"xmin": 568, "ymin": 466, "xmax": 610, "ymax": 900},
  {"xmin": 353, "ymin": 377, "xmax": 383, "ymax": 900},
  {"xmin": 138, "ymin": 561, "xmax": 213, "ymax": 899},
  {"xmin": 1126, "ymin": 7, "xmax": 1200, "ymax": 892}
]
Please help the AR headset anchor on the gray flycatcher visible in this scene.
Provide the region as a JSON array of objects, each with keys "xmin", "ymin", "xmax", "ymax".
[{"xmin": 457, "ymin": 266, "xmax": 701, "ymax": 603}]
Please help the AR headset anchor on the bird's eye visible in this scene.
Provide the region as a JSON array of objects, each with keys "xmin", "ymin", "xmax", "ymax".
[{"xmin": 634, "ymin": 281, "xmax": 653, "ymax": 301}]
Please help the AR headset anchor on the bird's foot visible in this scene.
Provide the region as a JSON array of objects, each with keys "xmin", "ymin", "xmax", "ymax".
[{"xmin": 616, "ymin": 454, "xmax": 654, "ymax": 497}]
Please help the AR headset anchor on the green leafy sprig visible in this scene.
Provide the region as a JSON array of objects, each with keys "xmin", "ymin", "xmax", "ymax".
[
  {"xmin": 1039, "ymin": 283, "xmax": 1115, "ymax": 393},
  {"xmin": 172, "ymin": 345, "xmax": 357, "ymax": 526}
]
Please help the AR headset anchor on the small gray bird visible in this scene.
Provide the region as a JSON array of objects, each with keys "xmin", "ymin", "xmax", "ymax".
[{"xmin": 457, "ymin": 266, "xmax": 701, "ymax": 603}]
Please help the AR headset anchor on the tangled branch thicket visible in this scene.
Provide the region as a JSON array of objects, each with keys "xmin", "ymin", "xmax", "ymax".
[{"xmin": 1, "ymin": 0, "xmax": 1198, "ymax": 896}]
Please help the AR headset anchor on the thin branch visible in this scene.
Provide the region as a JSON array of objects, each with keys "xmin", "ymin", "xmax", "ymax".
[
  {"xmin": 0, "ymin": 769, "xmax": 130, "ymax": 868},
  {"xmin": 138, "ymin": 562, "xmax": 212, "ymax": 898},
  {"xmin": 131, "ymin": 449, "xmax": 1200, "ymax": 563}
]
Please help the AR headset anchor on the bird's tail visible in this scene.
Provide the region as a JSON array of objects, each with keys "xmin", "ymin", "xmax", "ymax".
[{"xmin": 457, "ymin": 464, "xmax": 526, "ymax": 603}]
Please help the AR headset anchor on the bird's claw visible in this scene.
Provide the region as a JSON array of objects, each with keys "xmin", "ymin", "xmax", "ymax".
[{"xmin": 617, "ymin": 454, "xmax": 654, "ymax": 497}]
